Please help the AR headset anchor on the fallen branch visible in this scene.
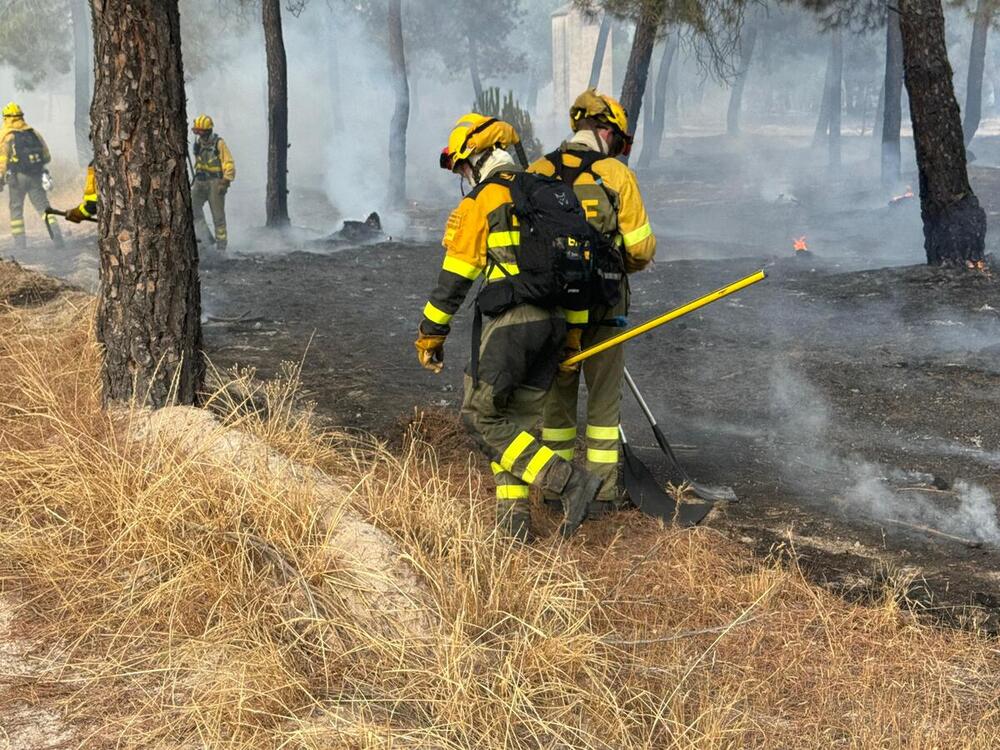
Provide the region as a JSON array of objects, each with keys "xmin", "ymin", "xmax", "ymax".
[{"xmin": 882, "ymin": 518, "xmax": 982, "ymax": 548}]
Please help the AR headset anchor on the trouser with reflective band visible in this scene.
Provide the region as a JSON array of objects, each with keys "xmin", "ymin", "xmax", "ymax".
[
  {"xmin": 542, "ymin": 287, "xmax": 627, "ymax": 502},
  {"xmin": 460, "ymin": 302, "xmax": 571, "ymax": 523},
  {"xmin": 7, "ymin": 172, "xmax": 61, "ymax": 243},
  {"xmin": 191, "ymin": 176, "xmax": 228, "ymax": 247}
]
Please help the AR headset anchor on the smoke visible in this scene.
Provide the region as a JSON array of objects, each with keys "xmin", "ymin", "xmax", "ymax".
[{"xmin": 768, "ymin": 360, "xmax": 1000, "ymax": 545}]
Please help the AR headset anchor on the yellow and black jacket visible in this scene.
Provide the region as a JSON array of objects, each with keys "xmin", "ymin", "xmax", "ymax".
[
  {"xmin": 193, "ymin": 134, "xmax": 236, "ymax": 181},
  {"xmin": 529, "ymin": 141, "xmax": 656, "ymax": 277},
  {"xmin": 421, "ymin": 168, "xmax": 524, "ymax": 338},
  {"xmin": 0, "ymin": 116, "xmax": 51, "ymax": 180},
  {"xmin": 77, "ymin": 163, "xmax": 98, "ymax": 218}
]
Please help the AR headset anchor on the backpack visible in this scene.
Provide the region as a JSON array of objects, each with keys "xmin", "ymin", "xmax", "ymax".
[
  {"xmin": 9, "ymin": 129, "xmax": 46, "ymax": 175},
  {"xmin": 476, "ymin": 171, "xmax": 620, "ymax": 318}
]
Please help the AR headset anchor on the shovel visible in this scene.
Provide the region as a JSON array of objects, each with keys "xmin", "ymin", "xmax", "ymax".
[
  {"xmin": 620, "ymin": 425, "xmax": 714, "ymax": 526},
  {"xmin": 624, "ymin": 367, "xmax": 738, "ymax": 503}
]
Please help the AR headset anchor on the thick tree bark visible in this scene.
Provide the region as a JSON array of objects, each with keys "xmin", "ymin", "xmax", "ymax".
[
  {"xmin": 727, "ymin": 20, "xmax": 759, "ymax": 136},
  {"xmin": 963, "ymin": 0, "xmax": 992, "ymax": 146},
  {"xmin": 263, "ymin": 0, "xmax": 289, "ymax": 227},
  {"xmin": 882, "ymin": 6, "xmax": 904, "ymax": 184},
  {"xmin": 828, "ymin": 29, "xmax": 843, "ymax": 168},
  {"xmin": 90, "ymin": 0, "xmax": 202, "ymax": 407},
  {"xmin": 872, "ymin": 77, "xmax": 885, "ymax": 146},
  {"xmin": 899, "ymin": 0, "xmax": 987, "ymax": 266},
  {"xmin": 589, "ymin": 13, "xmax": 612, "ymax": 89},
  {"xmin": 619, "ymin": 6, "xmax": 661, "ymax": 165},
  {"xmin": 70, "ymin": 0, "xmax": 92, "ymax": 166},
  {"xmin": 388, "ymin": 0, "xmax": 409, "ymax": 208},
  {"xmin": 637, "ymin": 33, "xmax": 677, "ymax": 168}
]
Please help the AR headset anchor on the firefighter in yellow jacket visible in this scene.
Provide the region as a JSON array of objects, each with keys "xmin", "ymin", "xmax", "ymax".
[
  {"xmin": 0, "ymin": 102, "xmax": 62, "ymax": 248},
  {"xmin": 415, "ymin": 113, "xmax": 604, "ymax": 542},
  {"xmin": 529, "ymin": 89, "xmax": 657, "ymax": 517},
  {"xmin": 191, "ymin": 115, "xmax": 235, "ymax": 251},
  {"xmin": 64, "ymin": 162, "xmax": 98, "ymax": 223}
]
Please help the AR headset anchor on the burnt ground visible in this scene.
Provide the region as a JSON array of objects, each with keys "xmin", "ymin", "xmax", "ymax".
[{"xmin": 9, "ymin": 134, "xmax": 1000, "ymax": 631}]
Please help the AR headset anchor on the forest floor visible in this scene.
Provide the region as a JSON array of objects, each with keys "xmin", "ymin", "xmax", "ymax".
[{"xmin": 10, "ymin": 134, "xmax": 1000, "ymax": 634}]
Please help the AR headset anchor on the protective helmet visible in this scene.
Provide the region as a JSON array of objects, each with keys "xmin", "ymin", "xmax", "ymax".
[
  {"xmin": 439, "ymin": 112, "xmax": 520, "ymax": 171},
  {"xmin": 569, "ymin": 89, "xmax": 632, "ymax": 155},
  {"xmin": 2, "ymin": 102, "xmax": 23, "ymax": 118},
  {"xmin": 192, "ymin": 114, "xmax": 214, "ymax": 133}
]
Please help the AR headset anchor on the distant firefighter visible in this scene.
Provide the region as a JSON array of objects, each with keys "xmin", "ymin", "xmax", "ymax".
[
  {"xmin": 0, "ymin": 102, "xmax": 63, "ymax": 248},
  {"xmin": 191, "ymin": 114, "xmax": 235, "ymax": 251},
  {"xmin": 62, "ymin": 161, "xmax": 98, "ymax": 225}
]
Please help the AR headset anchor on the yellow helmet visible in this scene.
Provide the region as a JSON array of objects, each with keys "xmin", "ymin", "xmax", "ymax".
[
  {"xmin": 192, "ymin": 114, "xmax": 214, "ymax": 133},
  {"xmin": 439, "ymin": 112, "xmax": 520, "ymax": 171},
  {"xmin": 2, "ymin": 102, "xmax": 23, "ymax": 118},
  {"xmin": 570, "ymin": 89, "xmax": 629, "ymax": 135}
]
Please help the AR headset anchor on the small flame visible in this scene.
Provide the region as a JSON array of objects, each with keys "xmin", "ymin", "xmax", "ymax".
[
  {"xmin": 890, "ymin": 186, "xmax": 915, "ymax": 204},
  {"xmin": 793, "ymin": 236, "xmax": 809, "ymax": 253}
]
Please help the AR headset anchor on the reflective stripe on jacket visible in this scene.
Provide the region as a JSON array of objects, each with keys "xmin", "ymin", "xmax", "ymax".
[
  {"xmin": 529, "ymin": 143, "xmax": 656, "ymax": 272},
  {"xmin": 193, "ymin": 134, "xmax": 236, "ymax": 181},
  {"xmin": 421, "ymin": 168, "xmax": 522, "ymax": 336}
]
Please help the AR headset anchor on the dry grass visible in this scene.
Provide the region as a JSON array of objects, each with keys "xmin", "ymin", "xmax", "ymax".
[{"xmin": 1, "ymin": 287, "xmax": 999, "ymax": 748}]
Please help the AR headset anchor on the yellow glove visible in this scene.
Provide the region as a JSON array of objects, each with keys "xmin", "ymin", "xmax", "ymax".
[
  {"xmin": 625, "ymin": 254, "xmax": 650, "ymax": 273},
  {"xmin": 65, "ymin": 207, "xmax": 88, "ymax": 223},
  {"xmin": 415, "ymin": 331, "xmax": 446, "ymax": 373},
  {"xmin": 559, "ymin": 327, "xmax": 584, "ymax": 373}
]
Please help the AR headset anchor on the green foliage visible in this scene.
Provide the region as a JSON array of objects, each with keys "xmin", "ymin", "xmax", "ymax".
[
  {"xmin": 474, "ymin": 87, "xmax": 542, "ymax": 160},
  {"xmin": 0, "ymin": 0, "xmax": 72, "ymax": 90}
]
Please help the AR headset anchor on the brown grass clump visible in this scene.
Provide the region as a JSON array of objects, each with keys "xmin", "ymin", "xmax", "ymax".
[{"xmin": 1, "ymin": 288, "xmax": 1000, "ymax": 748}]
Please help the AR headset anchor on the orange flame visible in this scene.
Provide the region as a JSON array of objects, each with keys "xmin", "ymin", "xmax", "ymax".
[{"xmin": 793, "ymin": 236, "xmax": 809, "ymax": 253}]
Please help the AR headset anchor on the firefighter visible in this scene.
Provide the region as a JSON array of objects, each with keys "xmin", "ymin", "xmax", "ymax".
[
  {"xmin": 64, "ymin": 161, "xmax": 98, "ymax": 223},
  {"xmin": 0, "ymin": 102, "xmax": 63, "ymax": 248},
  {"xmin": 191, "ymin": 114, "xmax": 235, "ymax": 251},
  {"xmin": 529, "ymin": 89, "xmax": 657, "ymax": 518},
  {"xmin": 415, "ymin": 113, "xmax": 604, "ymax": 542}
]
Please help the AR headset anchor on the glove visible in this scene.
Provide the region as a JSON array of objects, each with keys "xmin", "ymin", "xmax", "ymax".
[
  {"xmin": 559, "ymin": 327, "xmax": 584, "ymax": 373},
  {"xmin": 415, "ymin": 331, "xmax": 446, "ymax": 373},
  {"xmin": 625, "ymin": 254, "xmax": 650, "ymax": 274},
  {"xmin": 65, "ymin": 207, "xmax": 88, "ymax": 223},
  {"xmin": 42, "ymin": 171, "xmax": 54, "ymax": 192}
]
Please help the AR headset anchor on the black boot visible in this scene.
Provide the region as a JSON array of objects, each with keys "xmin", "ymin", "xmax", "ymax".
[{"xmin": 559, "ymin": 466, "xmax": 603, "ymax": 538}]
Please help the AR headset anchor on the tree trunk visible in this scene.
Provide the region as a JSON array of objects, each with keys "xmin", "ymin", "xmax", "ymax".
[
  {"xmin": 727, "ymin": 20, "xmax": 759, "ymax": 136},
  {"xmin": 589, "ymin": 13, "xmax": 612, "ymax": 89},
  {"xmin": 263, "ymin": 0, "xmax": 289, "ymax": 227},
  {"xmin": 899, "ymin": 0, "xmax": 987, "ymax": 266},
  {"xmin": 388, "ymin": 0, "xmax": 409, "ymax": 208},
  {"xmin": 90, "ymin": 0, "xmax": 202, "ymax": 407},
  {"xmin": 963, "ymin": 0, "xmax": 992, "ymax": 146},
  {"xmin": 70, "ymin": 0, "xmax": 92, "ymax": 166},
  {"xmin": 882, "ymin": 6, "xmax": 905, "ymax": 184},
  {"xmin": 619, "ymin": 5, "xmax": 661, "ymax": 164},
  {"xmin": 813, "ymin": 40, "xmax": 834, "ymax": 146},
  {"xmin": 829, "ymin": 29, "xmax": 843, "ymax": 169},
  {"xmin": 469, "ymin": 34, "xmax": 484, "ymax": 104},
  {"xmin": 638, "ymin": 33, "xmax": 678, "ymax": 168},
  {"xmin": 872, "ymin": 77, "xmax": 885, "ymax": 147}
]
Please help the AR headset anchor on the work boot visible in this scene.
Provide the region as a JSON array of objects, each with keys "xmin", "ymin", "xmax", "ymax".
[
  {"xmin": 498, "ymin": 508, "xmax": 534, "ymax": 544},
  {"xmin": 587, "ymin": 500, "xmax": 612, "ymax": 520},
  {"xmin": 216, "ymin": 241, "xmax": 227, "ymax": 253},
  {"xmin": 543, "ymin": 494, "xmax": 561, "ymax": 512},
  {"xmin": 559, "ymin": 466, "xmax": 603, "ymax": 538}
]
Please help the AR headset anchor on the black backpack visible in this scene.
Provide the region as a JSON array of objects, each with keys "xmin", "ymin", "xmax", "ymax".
[
  {"xmin": 476, "ymin": 171, "xmax": 620, "ymax": 318},
  {"xmin": 9, "ymin": 129, "xmax": 46, "ymax": 175}
]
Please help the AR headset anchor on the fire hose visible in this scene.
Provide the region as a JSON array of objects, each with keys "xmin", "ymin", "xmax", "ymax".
[{"xmin": 562, "ymin": 269, "xmax": 767, "ymax": 367}]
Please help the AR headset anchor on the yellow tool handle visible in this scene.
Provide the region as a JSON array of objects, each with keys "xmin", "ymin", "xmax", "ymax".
[{"xmin": 563, "ymin": 269, "xmax": 767, "ymax": 367}]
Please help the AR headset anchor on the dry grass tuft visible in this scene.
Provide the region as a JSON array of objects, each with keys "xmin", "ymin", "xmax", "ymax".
[{"xmin": 1, "ymin": 287, "xmax": 999, "ymax": 748}]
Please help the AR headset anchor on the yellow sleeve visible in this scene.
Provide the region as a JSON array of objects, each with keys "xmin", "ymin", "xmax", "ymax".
[
  {"xmin": 218, "ymin": 138, "xmax": 236, "ymax": 182},
  {"xmin": 421, "ymin": 197, "xmax": 488, "ymax": 334},
  {"xmin": 442, "ymin": 195, "xmax": 487, "ymax": 271},
  {"xmin": 613, "ymin": 166, "xmax": 656, "ymax": 271},
  {"xmin": 79, "ymin": 165, "xmax": 98, "ymax": 217},
  {"xmin": 0, "ymin": 132, "xmax": 11, "ymax": 178}
]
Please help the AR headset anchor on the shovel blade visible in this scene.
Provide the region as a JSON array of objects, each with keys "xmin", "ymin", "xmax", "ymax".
[{"xmin": 623, "ymin": 444, "xmax": 711, "ymax": 527}]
